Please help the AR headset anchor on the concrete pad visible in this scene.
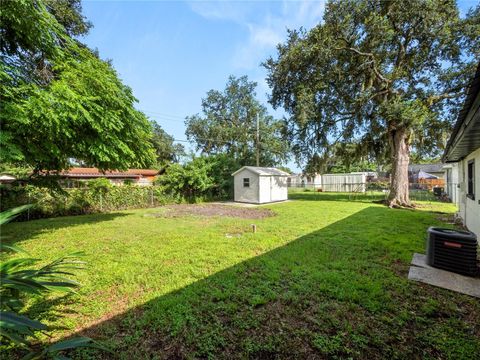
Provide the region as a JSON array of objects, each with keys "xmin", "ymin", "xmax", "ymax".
[
  {"xmin": 411, "ymin": 253, "xmax": 435, "ymax": 269},
  {"xmin": 408, "ymin": 253, "xmax": 480, "ymax": 298}
]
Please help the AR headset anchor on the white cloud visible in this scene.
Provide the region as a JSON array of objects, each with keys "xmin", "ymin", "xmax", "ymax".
[
  {"xmin": 189, "ymin": 1, "xmax": 250, "ymax": 23},
  {"xmin": 190, "ymin": 0, "xmax": 325, "ymax": 69}
]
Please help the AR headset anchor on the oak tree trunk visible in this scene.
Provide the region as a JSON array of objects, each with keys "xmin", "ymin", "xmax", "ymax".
[{"xmin": 387, "ymin": 126, "xmax": 411, "ymax": 207}]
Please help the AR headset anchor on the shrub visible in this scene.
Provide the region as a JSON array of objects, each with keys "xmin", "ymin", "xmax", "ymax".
[
  {"xmin": 87, "ymin": 178, "xmax": 112, "ymax": 193},
  {"xmin": 367, "ymin": 178, "xmax": 390, "ymax": 191},
  {"xmin": 157, "ymin": 154, "xmax": 239, "ymax": 202},
  {"xmin": 0, "ymin": 184, "xmax": 178, "ymax": 221}
]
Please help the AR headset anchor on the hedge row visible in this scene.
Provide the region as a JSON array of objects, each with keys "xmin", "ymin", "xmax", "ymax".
[{"xmin": 0, "ymin": 184, "xmax": 180, "ymax": 221}]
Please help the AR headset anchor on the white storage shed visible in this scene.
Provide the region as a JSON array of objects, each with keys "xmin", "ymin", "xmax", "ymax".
[{"xmin": 232, "ymin": 166, "xmax": 289, "ymax": 204}]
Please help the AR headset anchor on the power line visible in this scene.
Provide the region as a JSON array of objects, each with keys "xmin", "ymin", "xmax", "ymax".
[
  {"xmin": 140, "ymin": 109, "xmax": 186, "ymax": 119},
  {"xmin": 143, "ymin": 113, "xmax": 186, "ymax": 123},
  {"xmin": 138, "ymin": 109, "xmax": 188, "ymax": 124},
  {"xmin": 172, "ymin": 137, "xmax": 237, "ymax": 145},
  {"xmin": 141, "ymin": 109, "xmax": 288, "ymax": 155},
  {"xmin": 172, "ymin": 138, "xmax": 288, "ymax": 156},
  {"xmin": 146, "ymin": 116, "xmax": 185, "ymax": 124}
]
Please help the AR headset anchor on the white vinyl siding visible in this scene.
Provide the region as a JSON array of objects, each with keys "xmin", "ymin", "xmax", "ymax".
[{"xmin": 458, "ymin": 147, "xmax": 480, "ymax": 238}]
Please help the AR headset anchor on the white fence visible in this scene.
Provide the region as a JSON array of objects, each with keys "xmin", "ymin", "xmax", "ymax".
[
  {"xmin": 320, "ymin": 173, "xmax": 366, "ymax": 192},
  {"xmin": 287, "ymin": 173, "xmax": 367, "ymax": 193}
]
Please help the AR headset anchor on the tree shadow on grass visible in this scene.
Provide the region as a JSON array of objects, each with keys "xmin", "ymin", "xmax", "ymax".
[
  {"xmin": 289, "ymin": 191, "xmax": 387, "ymax": 203},
  {"xmin": 36, "ymin": 207, "xmax": 480, "ymax": 359},
  {"xmin": 288, "ymin": 191, "xmax": 441, "ymax": 204},
  {"xmin": 26, "ymin": 294, "xmax": 79, "ymax": 332},
  {"xmin": 1, "ymin": 212, "xmax": 130, "ymax": 246}
]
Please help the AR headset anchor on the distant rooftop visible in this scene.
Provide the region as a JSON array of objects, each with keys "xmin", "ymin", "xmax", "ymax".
[
  {"xmin": 232, "ymin": 166, "xmax": 290, "ymax": 176},
  {"xmin": 59, "ymin": 168, "xmax": 159, "ymax": 178},
  {"xmin": 408, "ymin": 163, "xmax": 445, "ymax": 174}
]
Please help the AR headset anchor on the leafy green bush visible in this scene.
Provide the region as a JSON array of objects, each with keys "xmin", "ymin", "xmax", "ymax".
[
  {"xmin": 123, "ymin": 179, "xmax": 134, "ymax": 186},
  {"xmin": 157, "ymin": 154, "xmax": 238, "ymax": 202},
  {"xmin": 367, "ymin": 179, "xmax": 390, "ymax": 191},
  {"xmin": 87, "ymin": 178, "xmax": 112, "ymax": 194}
]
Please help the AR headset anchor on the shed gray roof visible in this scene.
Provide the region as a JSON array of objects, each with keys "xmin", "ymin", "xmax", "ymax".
[
  {"xmin": 408, "ymin": 163, "xmax": 445, "ymax": 174},
  {"xmin": 232, "ymin": 166, "xmax": 290, "ymax": 176}
]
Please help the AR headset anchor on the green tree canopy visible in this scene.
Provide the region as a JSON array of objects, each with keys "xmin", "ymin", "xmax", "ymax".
[
  {"xmin": 185, "ymin": 75, "xmax": 289, "ymax": 167},
  {"xmin": 265, "ymin": 0, "xmax": 480, "ymax": 206},
  {"xmin": 0, "ymin": 0, "xmax": 156, "ymax": 172},
  {"xmin": 44, "ymin": 0, "xmax": 92, "ymax": 36}
]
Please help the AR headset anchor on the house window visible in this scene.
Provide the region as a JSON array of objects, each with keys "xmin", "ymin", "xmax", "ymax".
[
  {"xmin": 243, "ymin": 178, "xmax": 250, "ymax": 188},
  {"xmin": 467, "ymin": 160, "xmax": 475, "ymax": 200}
]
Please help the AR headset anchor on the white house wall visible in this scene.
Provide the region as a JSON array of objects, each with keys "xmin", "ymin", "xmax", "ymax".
[
  {"xmin": 234, "ymin": 168, "xmax": 259, "ymax": 203},
  {"xmin": 458, "ymin": 147, "xmax": 480, "ymax": 238}
]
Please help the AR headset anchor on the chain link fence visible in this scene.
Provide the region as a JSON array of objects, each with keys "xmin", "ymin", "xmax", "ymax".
[{"xmin": 288, "ymin": 181, "xmax": 458, "ymax": 203}]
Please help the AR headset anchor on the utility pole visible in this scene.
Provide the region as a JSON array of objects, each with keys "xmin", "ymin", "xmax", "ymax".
[{"xmin": 256, "ymin": 113, "xmax": 260, "ymax": 167}]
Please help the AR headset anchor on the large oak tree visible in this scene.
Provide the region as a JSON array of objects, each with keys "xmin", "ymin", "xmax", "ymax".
[
  {"xmin": 185, "ymin": 76, "xmax": 289, "ymax": 167},
  {"xmin": 264, "ymin": 0, "xmax": 480, "ymax": 207}
]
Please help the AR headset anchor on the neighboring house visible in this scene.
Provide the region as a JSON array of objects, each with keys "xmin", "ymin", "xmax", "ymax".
[
  {"xmin": 443, "ymin": 163, "xmax": 460, "ymax": 205},
  {"xmin": 408, "ymin": 163, "xmax": 446, "ymax": 181},
  {"xmin": 232, "ymin": 166, "xmax": 289, "ymax": 204},
  {"xmin": 59, "ymin": 167, "xmax": 160, "ymax": 186},
  {"xmin": 352, "ymin": 171, "xmax": 378, "ymax": 182},
  {"xmin": 443, "ymin": 62, "xmax": 480, "ymax": 238}
]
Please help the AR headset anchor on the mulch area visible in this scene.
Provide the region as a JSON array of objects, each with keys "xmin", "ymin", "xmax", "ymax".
[{"xmin": 155, "ymin": 204, "xmax": 275, "ymax": 219}]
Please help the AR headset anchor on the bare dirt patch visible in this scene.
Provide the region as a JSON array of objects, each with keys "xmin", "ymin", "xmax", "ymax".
[{"xmin": 155, "ymin": 204, "xmax": 275, "ymax": 219}]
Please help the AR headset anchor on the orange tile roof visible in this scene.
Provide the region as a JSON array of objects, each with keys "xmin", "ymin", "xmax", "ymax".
[
  {"xmin": 60, "ymin": 167, "xmax": 159, "ymax": 178},
  {"xmin": 126, "ymin": 169, "xmax": 159, "ymax": 176}
]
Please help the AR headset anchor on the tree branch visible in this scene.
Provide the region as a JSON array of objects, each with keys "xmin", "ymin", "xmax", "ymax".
[
  {"xmin": 335, "ymin": 46, "xmax": 390, "ymax": 85},
  {"xmin": 426, "ymin": 91, "xmax": 463, "ymax": 106}
]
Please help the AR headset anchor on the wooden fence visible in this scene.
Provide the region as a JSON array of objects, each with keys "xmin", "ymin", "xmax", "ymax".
[{"xmin": 417, "ymin": 178, "xmax": 445, "ymax": 190}]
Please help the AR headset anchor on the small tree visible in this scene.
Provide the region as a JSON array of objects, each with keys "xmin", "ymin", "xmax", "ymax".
[
  {"xmin": 158, "ymin": 155, "xmax": 239, "ymax": 201},
  {"xmin": 265, "ymin": 0, "xmax": 480, "ymax": 207},
  {"xmin": 158, "ymin": 158, "xmax": 215, "ymax": 201}
]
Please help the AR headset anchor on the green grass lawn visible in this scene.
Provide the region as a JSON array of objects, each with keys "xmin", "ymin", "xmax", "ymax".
[{"xmin": 2, "ymin": 193, "xmax": 479, "ymax": 359}]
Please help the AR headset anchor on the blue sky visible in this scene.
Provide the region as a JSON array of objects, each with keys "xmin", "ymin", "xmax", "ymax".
[{"xmin": 81, "ymin": 0, "xmax": 477, "ymax": 171}]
